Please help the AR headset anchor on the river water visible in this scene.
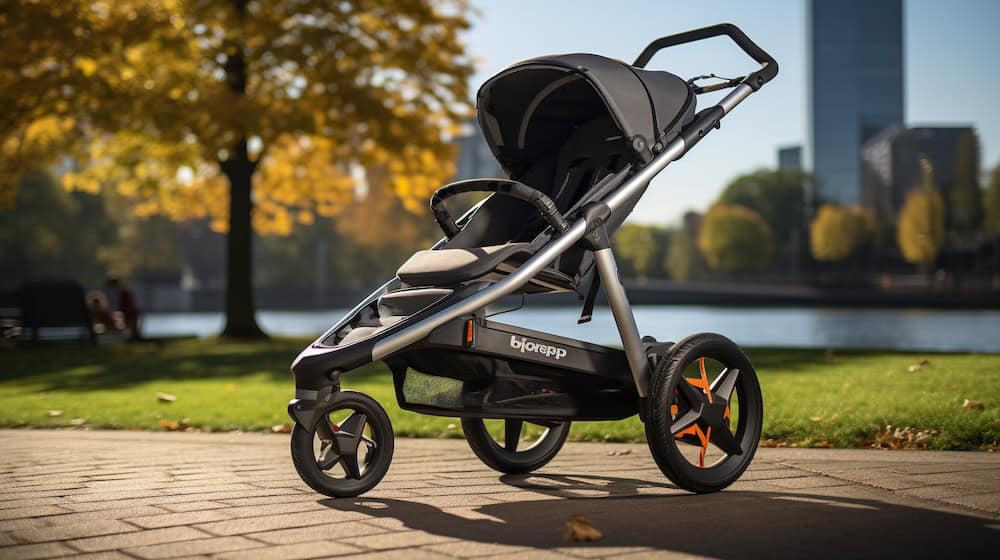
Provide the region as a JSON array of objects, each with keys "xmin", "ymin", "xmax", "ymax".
[{"xmin": 144, "ymin": 305, "xmax": 999, "ymax": 353}]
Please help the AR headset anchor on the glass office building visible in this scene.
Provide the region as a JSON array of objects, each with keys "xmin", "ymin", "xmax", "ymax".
[
  {"xmin": 777, "ymin": 145, "xmax": 803, "ymax": 171},
  {"xmin": 809, "ymin": 0, "xmax": 904, "ymax": 206}
]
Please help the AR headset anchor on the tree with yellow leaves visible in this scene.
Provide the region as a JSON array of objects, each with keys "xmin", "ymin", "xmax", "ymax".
[
  {"xmin": 897, "ymin": 159, "xmax": 945, "ymax": 269},
  {"xmin": 613, "ymin": 224, "xmax": 664, "ymax": 279},
  {"xmin": 698, "ymin": 204, "xmax": 775, "ymax": 273},
  {"xmin": 809, "ymin": 204, "xmax": 872, "ymax": 262},
  {"xmin": 1, "ymin": 0, "xmax": 472, "ymax": 337}
]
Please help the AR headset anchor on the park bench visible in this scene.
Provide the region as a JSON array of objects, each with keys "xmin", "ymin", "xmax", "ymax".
[{"xmin": 15, "ymin": 280, "xmax": 96, "ymax": 344}]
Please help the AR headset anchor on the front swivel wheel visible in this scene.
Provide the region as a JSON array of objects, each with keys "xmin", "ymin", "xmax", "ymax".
[{"xmin": 290, "ymin": 390, "xmax": 394, "ymax": 498}]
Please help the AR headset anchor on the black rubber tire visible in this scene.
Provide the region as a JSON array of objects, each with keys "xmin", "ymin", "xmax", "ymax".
[
  {"xmin": 461, "ymin": 418, "xmax": 570, "ymax": 474},
  {"xmin": 645, "ymin": 333, "xmax": 763, "ymax": 494},
  {"xmin": 290, "ymin": 391, "xmax": 394, "ymax": 498}
]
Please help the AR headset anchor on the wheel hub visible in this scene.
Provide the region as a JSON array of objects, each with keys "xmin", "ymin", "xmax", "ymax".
[{"xmin": 671, "ymin": 358, "xmax": 744, "ymax": 465}]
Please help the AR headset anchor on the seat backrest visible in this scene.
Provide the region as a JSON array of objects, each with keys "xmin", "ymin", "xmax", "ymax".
[{"xmin": 443, "ymin": 115, "xmax": 628, "ymax": 256}]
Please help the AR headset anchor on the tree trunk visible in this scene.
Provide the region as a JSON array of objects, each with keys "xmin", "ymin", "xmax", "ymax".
[
  {"xmin": 218, "ymin": 1, "xmax": 264, "ymax": 338},
  {"xmin": 220, "ymin": 138, "xmax": 265, "ymax": 338}
]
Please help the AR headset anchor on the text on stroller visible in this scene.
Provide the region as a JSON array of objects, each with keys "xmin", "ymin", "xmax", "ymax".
[{"xmin": 509, "ymin": 335, "xmax": 568, "ymax": 360}]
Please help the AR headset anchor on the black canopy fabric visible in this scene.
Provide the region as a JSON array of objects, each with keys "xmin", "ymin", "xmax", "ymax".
[{"xmin": 476, "ymin": 53, "xmax": 695, "ymax": 176}]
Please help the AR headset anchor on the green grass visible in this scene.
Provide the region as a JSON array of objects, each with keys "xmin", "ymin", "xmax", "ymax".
[{"xmin": 0, "ymin": 338, "xmax": 997, "ymax": 449}]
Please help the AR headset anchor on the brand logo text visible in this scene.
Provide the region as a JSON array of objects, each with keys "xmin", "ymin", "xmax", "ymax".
[{"xmin": 509, "ymin": 335, "xmax": 567, "ymax": 360}]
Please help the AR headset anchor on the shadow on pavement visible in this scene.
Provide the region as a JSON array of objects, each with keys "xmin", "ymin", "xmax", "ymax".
[{"xmin": 325, "ymin": 473, "xmax": 999, "ymax": 558}]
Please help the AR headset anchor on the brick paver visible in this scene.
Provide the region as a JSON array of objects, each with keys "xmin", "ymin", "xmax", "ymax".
[{"xmin": 0, "ymin": 430, "xmax": 997, "ymax": 559}]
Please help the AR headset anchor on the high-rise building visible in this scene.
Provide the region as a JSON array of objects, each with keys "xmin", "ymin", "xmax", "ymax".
[
  {"xmin": 809, "ymin": 0, "xmax": 904, "ymax": 205},
  {"xmin": 777, "ymin": 145, "xmax": 803, "ymax": 171}
]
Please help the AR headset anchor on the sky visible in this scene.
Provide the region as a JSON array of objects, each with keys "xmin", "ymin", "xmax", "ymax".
[{"xmin": 463, "ymin": 0, "xmax": 1000, "ymax": 225}]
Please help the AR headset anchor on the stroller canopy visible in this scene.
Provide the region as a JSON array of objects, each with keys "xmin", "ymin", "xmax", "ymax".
[{"xmin": 476, "ymin": 53, "xmax": 695, "ymax": 176}]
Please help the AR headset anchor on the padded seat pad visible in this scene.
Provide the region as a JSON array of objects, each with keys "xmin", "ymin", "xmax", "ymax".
[{"xmin": 396, "ymin": 243, "xmax": 533, "ymax": 286}]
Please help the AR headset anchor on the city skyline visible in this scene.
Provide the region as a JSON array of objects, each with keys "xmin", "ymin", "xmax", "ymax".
[{"xmin": 465, "ymin": 0, "xmax": 1000, "ymax": 225}]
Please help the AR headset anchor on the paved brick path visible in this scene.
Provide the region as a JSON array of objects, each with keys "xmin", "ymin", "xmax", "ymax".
[{"xmin": 0, "ymin": 430, "xmax": 997, "ymax": 559}]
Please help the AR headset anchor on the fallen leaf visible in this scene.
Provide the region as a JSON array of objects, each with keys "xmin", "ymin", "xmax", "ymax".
[
  {"xmin": 446, "ymin": 423, "xmax": 457, "ymax": 430},
  {"xmin": 159, "ymin": 419, "xmax": 180, "ymax": 431},
  {"xmin": 870, "ymin": 424, "xmax": 938, "ymax": 450},
  {"xmin": 607, "ymin": 448, "xmax": 632, "ymax": 456},
  {"xmin": 47, "ymin": 410, "xmax": 63, "ymax": 417},
  {"xmin": 564, "ymin": 514, "xmax": 602, "ymax": 542},
  {"xmin": 962, "ymin": 399, "xmax": 985, "ymax": 411},
  {"xmin": 70, "ymin": 418, "xmax": 86, "ymax": 426},
  {"xmin": 271, "ymin": 423, "xmax": 291, "ymax": 433},
  {"xmin": 907, "ymin": 358, "xmax": 929, "ymax": 372},
  {"xmin": 809, "ymin": 416, "xmax": 823, "ymax": 422},
  {"xmin": 156, "ymin": 392, "xmax": 177, "ymax": 403}
]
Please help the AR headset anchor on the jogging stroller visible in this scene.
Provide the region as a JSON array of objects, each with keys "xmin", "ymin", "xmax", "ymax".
[{"xmin": 289, "ymin": 24, "xmax": 778, "ymax": 497}]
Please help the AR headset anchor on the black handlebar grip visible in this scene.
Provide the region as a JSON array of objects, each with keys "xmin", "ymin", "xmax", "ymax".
[{"xmin": 633, "ymin": 23, "xmax": 778, "ymax": 90}]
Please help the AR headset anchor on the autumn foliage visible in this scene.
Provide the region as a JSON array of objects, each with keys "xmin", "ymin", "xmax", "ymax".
[
  {"xmin": 897, "ymin": 160, "xmax": 946, "ymax": 268},
  {"xmin": 897, "ymin": 188, "xmax": 945, "ymax": 267},
  {"xmin": 809, "ymin": 204, "xmax": 872, "ymax": 262},
  {"xmin": 698, "ymin": 204, "xmax": 775, "ymax": 272},
  {"xmin": 2, "ymin": 0, "xmax": 471, "ymax": 226},
  {"xmin": 1, "ymin": 0, "xmax": 473, "ymax": 335}
]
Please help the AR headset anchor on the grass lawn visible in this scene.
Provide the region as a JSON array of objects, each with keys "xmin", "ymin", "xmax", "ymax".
[{"xmin": 0, "ymin": 337, "xmax": 997, "ymax": 450}]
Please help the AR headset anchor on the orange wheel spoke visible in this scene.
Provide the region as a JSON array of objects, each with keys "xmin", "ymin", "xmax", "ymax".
[
  {"xmin": 698, "ymin": 427, "xmax": 712, "ymax": 467},
  {"xmin": 698, "ymin": 357, "xmax": 712, "ymax": 403}
]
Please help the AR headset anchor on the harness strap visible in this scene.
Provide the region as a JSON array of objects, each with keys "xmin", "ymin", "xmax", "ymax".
[{"xmin": 578, "ymin": 271, "xmax": 601, "ymax": 324}]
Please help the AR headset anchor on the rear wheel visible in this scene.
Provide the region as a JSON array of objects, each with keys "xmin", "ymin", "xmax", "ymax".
[
  {"xmin": 461, "ymin": 418, "xmax": 570, "ymax": 474},
  {"xmin": 290, "ymin": 391, "xmax": 394, "ymax": 498},
  {"xmin": 645, "ymin": 333, "xmax": 763, "ymax": 493}
]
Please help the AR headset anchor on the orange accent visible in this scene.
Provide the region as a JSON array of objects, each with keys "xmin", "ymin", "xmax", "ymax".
[
  {"xmin": 699, "ymin": 427, "xmax": 712, "ymax": 467},
  {"xmin": 698, "ymin": 357, "xmax": 713, "ymax": 403},
  {"xmin": 670, "ymin": 357, "xmax": 719, "ymax": 468},
  {"xmin": 464, "ymin": 319, "xmax": 474, "ymax": 346}
]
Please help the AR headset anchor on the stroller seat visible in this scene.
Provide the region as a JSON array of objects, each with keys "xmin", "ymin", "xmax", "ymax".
[
  {"xmin": 396, "ymin": 243, "xmax": 531, "ymax": 286},
  {"xmin": 396, "ymin": 242, "xmax": 576, "ymax": 291}
]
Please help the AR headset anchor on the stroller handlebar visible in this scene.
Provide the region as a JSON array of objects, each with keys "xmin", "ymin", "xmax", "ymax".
[
  {"xmin": 430, "ymin": 179, "xmax": 569, "ymax": 239},
  {"xmin": 633, "ymin": 23, "xmax": 778, "ymax": 91}
]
